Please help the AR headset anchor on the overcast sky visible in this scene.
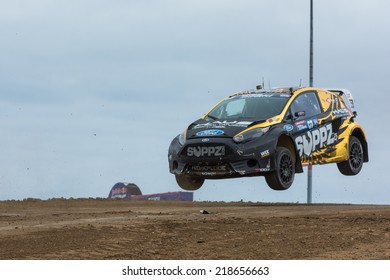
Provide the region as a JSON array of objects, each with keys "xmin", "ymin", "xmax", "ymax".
[{"xmin": 1, "ymin": 0, "xmax": 389, "ymax": 204}]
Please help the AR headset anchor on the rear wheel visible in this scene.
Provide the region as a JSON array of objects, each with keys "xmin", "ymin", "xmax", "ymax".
[
  {"xmin": 337, "ymin": 136, "xmax": 363, "ymax": 175},
  {"xmin": 265, "ymin": 147, "xmax": 295, "ymax": 190},
  {"xmin": 175, "ymin": 175, "xmax": 204, "ymax": 191}
]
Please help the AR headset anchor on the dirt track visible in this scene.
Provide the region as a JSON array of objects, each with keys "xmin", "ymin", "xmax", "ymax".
[{"xmin": 0, "ymin": 199, "xmax": 389, "ymax": 260}]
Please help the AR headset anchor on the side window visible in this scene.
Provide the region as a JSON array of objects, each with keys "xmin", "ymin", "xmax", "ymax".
[
  {"xmin": 317, "ymin": 90, "xmax": 334, "ymax": 112},
  {"xmin": 290, "ymin": 91, "xmax": 321, "ymax": 119}
]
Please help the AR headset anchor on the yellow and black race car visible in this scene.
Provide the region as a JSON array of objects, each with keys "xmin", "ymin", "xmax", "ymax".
[{"xmin": 168, "ymin": 87, "xmax": 368, "ymax": 191}]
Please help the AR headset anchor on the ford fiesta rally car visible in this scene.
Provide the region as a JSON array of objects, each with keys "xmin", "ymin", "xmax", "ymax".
[{"xmin": 168, "ymin": 87, "xmax": 368, "ymax": 191}]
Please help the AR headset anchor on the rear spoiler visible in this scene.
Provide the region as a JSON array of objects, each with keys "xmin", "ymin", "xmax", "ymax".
[{"xmin": 327, "ymin": 88, "xmax": 355, "ymax": 110}]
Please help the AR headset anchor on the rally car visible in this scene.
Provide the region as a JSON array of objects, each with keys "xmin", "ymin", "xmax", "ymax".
[{"xmin": 168, "ymin": 87, "xmax": 368, "ymax": 191}]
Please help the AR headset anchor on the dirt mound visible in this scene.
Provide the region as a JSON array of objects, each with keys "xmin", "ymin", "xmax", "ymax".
[{"xmin": 0, "ymin": 199, "xmax": 389, "ymax": 259}]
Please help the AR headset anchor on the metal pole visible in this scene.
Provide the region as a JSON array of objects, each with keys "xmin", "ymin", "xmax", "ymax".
[
  {"xmin": 309, "ymin": 0, "xmax": 314, "ymax": 88},
  {"xmin": 308, "ymin": 0, "xmax": 314, "ymax": 204},
  {"xmin": 307, "ymin": 163, "xmax": 313, "ymax": 204}
]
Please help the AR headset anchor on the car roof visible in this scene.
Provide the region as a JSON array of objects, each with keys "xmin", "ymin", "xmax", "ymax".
[{"xmin": 229, "ymin": 87, "xmax": 302, "ymax": 98}]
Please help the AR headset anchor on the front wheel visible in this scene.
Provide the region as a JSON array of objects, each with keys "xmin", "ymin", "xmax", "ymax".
[
  {"xmin": 265, "ymin": 147, "xmax": 295, "ymax": 190},
  {"xmin": 337, "ymin": 136, "xmax": 363, "ymax": 175},
  {"xmin": 175, "ymin": 175, "xmax": 204, "ymax": 191}
]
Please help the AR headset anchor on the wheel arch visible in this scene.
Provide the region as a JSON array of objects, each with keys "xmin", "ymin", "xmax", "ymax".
[
  {"xmin": 351, "ymin": 128, "xmax": 369, "ymax": 162},
  {"xmin": 276, "ymin": 134, "xmax": 303, "ymax": 173}
]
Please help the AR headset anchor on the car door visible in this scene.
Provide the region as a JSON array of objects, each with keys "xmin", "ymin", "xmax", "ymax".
[{"xmin": 288, "ymin": 91, "xmax": 325, "ymax": 163}]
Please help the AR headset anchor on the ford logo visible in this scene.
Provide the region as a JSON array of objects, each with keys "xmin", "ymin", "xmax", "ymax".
[
  {"xmin": 283, "ymin": 124, "xmax": 294, "ymax": 132},
  {"xmin": 196, "ymin": 129, "xmax": 224, "ymax": 136}
]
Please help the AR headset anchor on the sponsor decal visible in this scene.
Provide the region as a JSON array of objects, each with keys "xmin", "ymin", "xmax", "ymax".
[
  {"xmin": 260, "ymin": 149, "xmax": 270, "ymax": 158},
  {"xmin": 196, "ymin": 129, "xmax": 224, "ymax": 136},
  {"xmin": 283, "ymin": 124, "xmax": 294, "ymax": 132},
  {"xmin": 239, "ymin": 93, "xmax": 291, "ymax": 99},
  {"xmin": 294, "ymin": 123, "xmax": 337, "ymax": 157},
  {"xmin": 332, "ymin": 108, "xmax": 350, "ymax": 117},
  {"xmin": 258, "ymin": 168, "xmax": 270, "ymax": 172},
  {"xmin": 257, "ymin": 159, "xmax": 271, "ymax": 172},
  {"xmin": 307, "ymin": 120, "xmax": 314, "ymax": 129},
  {"xmin": 295, "ymin": 120, "xmax": 308, "ymax": 131},
  {"xmin": 187, "ymin": 146, "xmax": 225, "ymax": 157},
  {"xmin": 307, "ymin": 118, "xmax": 318, "ymax": 129},
  {"xmin": 294, "ymin": 119, "xmax": 318, "ymax": 131},
  {"xmin": 238, "ymin": 94, "xmax": 271, "ymax": 99},
  {"xmin": 192, "ymin": 165, "xmax": 227, "ymax": 172},
  {"xmin": 296, "ymin": 124, "xmax": 308, "ymax": 131},
  {"xmin": 194, "ymin": 120, "xmax": 251, "ymax": 129}
]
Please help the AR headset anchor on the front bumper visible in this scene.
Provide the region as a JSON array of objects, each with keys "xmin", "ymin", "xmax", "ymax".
[{"xmin": 168, "ymin": 136, "xmax": 275, "ymax": 179}]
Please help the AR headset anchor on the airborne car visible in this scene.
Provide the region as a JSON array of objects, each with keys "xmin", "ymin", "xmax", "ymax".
[{"xmin": 168, "ymin": 87, "xmax": 368, "ymax": 191}]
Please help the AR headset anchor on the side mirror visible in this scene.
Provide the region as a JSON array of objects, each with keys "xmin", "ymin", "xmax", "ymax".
[
  {"xmin": 285, "ymin": 113, "xmax": 293, "ymax": 121},
  {"xmin": 350, "ymin": 111, "xmax": 358, "ymax": 122}
]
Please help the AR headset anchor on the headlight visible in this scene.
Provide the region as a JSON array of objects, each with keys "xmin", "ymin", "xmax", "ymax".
[
  {"xmin": 233, "ymin": 127, "xmax": 270, "ymax": 143},
  {"xmin": 178, "ymin": 131, "xmax": 186, "ymax": 145}
]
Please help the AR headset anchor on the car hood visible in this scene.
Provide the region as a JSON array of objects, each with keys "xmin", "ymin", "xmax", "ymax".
[{"xmin": 186, "ymin": 118, "xmax": 258, "ymax": 139}]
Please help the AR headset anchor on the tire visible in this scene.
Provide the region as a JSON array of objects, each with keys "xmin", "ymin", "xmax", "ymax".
[
  {"xmin": 265, "ymin": 147, "xmax": 295, "ymax": 190},
  {"xmin": 337, "ymin": 136, "xmax": 363, "ymax": 176},
  {"xmin": 175, "ymin": 175, "xmax": 204, "ymax": 191}
]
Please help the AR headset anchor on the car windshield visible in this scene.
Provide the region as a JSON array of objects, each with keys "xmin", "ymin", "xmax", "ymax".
[{"xmin": 207, "ymin": 94, "xmax": 290, "ymax": 120}]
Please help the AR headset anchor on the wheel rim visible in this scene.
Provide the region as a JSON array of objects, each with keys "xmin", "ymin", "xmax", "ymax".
[
  {"xmin": 350, "ymin": 142, "xmax": 363, "ymax": 170},
  {"xmin": 279, "ymin": 154, "xmax": 293, "ymax": 184}
]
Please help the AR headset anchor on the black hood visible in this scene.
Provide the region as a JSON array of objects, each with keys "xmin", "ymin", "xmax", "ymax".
[{"xmin": 186, "ymin": 118, "xmax": 257, "ymax": 139}]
